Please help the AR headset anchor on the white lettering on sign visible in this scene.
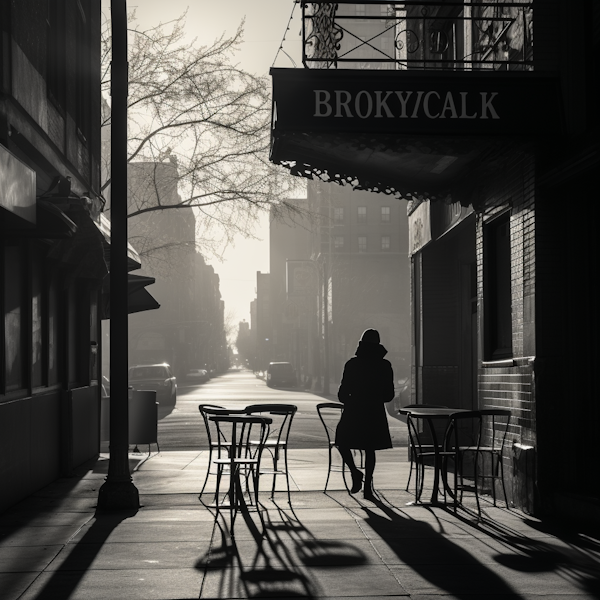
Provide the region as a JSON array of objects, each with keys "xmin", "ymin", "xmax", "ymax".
[{"xmin": 313, "ymin": 89, "xmax": 500, "ymax": 120}]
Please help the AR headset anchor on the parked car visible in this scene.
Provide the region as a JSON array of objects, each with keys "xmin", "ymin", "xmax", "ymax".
[
  {"xmin": 128, "ymin": 363, "xmax": 177, "ymax": 405},
  {"xmin": 186, "ymin": 368, "xmax": 210, "ymax": 383},
  {"xmin": 266, "ymin": 362, "xmax": 297, "ymax": 388}
]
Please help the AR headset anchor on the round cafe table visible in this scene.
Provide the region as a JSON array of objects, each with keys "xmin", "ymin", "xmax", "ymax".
[{"xmin": 399, "ymin": 406, "xmax": 471, "ymax": 505}]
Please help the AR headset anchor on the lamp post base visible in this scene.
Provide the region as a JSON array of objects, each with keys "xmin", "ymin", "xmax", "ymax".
[{"xmin": 97, "ymin": 479, "xmax": 140, "ymax": 510}]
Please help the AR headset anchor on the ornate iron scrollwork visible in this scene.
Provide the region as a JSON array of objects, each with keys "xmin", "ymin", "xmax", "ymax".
[{"xmin": 303, "ymin": 3, "xmax": 344, "ymax": 68}]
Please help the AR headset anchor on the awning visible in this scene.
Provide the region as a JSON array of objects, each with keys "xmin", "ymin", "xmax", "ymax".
[
  {"xmin": 270, "ymin": 68, "xmax": 561, "ymax": 201},
  {"xmin": 94, "ymin": 212, "xmax": 142, "ymax": 272},
  {"xmin": 101, "ymin": 273, "xmax": 160, "ymax": 319},
  {"xmin": 2, "ymin": 200, "xmax": 78, "ymax": 238},
  {"xmin": 36, "ymin": 201, "xmax": 78, "ymax": 238},
  {"xmin": 127, "ymin": 274, "xmax": 160, "ymax": 315}
]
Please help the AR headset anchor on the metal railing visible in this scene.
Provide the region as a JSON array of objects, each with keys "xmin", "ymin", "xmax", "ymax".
[{"xmin": 302, "ymin": 1, "xmax": 533, "ymax": 71}]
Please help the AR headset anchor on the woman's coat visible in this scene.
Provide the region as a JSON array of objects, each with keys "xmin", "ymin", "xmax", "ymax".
[{"xmin": 335, "ymin": 341, "xmax": 395, "ymax": 450}]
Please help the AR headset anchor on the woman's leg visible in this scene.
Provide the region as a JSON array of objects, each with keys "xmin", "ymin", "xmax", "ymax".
[
  {"xmin": 338, "ymin": 446, "xmax": 363, "ymax": 493},
  {"xmin": 364, "ymin": 450, "xmax": 376, "ymax": 499}
]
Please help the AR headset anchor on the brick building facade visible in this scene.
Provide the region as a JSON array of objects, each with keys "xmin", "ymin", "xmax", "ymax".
[{"xmin": 269, "ymin": 0, "xmax": 599, "ymax": 522}]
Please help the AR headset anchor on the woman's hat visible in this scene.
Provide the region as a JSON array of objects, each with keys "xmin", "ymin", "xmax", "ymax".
[{"xmin": 360, "ymin": 328, "xmax": 380, "ymax": 344}]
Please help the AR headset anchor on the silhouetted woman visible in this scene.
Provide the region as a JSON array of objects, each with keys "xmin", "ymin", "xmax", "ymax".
[{"xmin": 335, "ymin": 328, "xmax": 395, "ymax": 500}]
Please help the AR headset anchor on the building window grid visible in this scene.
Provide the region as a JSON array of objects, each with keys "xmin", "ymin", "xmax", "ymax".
[
  {"xmin": 358, "ymin": 236, "xmax": 367, "ymax": 253},
  {"xmin": 357, "ymin": 206, "xmax": 367, "ymax": 223},
  {"xmin": 334, "ymin": 235, "xmax": 344, "ymax": 250},
  {"xmin": 381, "ymin": 206, "xmax": 391, "ymax": 222},
  {"xmin": 381, "ymin": 236, "xmax": 391, "ymax": 251},
  {"xmin": 333, "ymin": 207, "xmax": 344, "ymax": 223}
]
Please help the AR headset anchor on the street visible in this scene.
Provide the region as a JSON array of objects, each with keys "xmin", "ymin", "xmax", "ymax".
[{"xmin": 156, "ymin": 368, "xmax": 408, "ymax": 451}]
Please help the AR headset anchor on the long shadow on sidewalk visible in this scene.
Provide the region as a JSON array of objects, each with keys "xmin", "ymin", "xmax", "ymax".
[
  {"xmin": 28, "ymin": 508, "xmax": 138, "ymax": 600},
  {"xmin": 342, "ymin": 493, "xmax": 527, "ymax": 599},
  {"xmin": 196, "ymin": 500, "xmax": 369, "ymax": 598}
]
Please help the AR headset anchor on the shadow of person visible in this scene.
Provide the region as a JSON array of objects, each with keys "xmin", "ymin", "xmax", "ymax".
[{"xmin": 357, "ymin": 496, "xmax": 526, "ymax": 599}]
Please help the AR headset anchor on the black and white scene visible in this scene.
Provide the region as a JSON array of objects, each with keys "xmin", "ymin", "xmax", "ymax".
[{"xmin": 0, "ymin": 1, "xmax": 598, "ymax": 598}]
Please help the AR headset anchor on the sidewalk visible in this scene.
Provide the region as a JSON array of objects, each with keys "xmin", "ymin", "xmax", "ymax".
[{"xmin": 1, "ymin": 447, "xmax": 599, "ymax": 599}]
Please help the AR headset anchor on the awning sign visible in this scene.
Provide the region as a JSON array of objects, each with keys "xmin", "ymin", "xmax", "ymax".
[{"xmin": 272, "ymin": 69, "xmax": 560, "ymax": 136}]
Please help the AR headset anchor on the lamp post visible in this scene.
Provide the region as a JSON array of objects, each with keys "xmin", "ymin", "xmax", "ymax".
[{"xmin": 98, "ymin": 0, "xmax": 139, "ymax": 509}]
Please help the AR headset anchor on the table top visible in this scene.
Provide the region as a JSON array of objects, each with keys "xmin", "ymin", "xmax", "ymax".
[
  {"xmin": 398, "ymin": 406, "xmax": 472, "ymax": 419},
  {"xmin": 209, "ymin": 414, "xmax": 273, "ymax": 425}
]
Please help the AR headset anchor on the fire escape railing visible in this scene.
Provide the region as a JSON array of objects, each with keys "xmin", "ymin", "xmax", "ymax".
[{"xmin": 302, "ymin": 1, "xmax": 533, "ymax": 71}]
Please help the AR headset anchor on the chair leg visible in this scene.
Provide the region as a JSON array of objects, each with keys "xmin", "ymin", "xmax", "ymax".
[
  {"xmin": 200, "ymin": 445, "xmax": 213, "ymax": 495},
  {"xmin": 283, "ymin": 445, "xmax": 292, "ymax": 505},
  {"xmin": 473, "ymin": 451, "xmax": 481, "ymax": 517},
  {"xmin": 270, "ymin": 447, "xmax": 278, "ymax": 499},
  {"xmin": 498, "ymin": 452, "xmax": 509, "ymax": 508},
  {"xmin": 324, "ymin": 443, "xmax": 333, "ymax": 492},
  {"xmin": 491, "ymin": 452, "xmax": 498, "ymax": 506}
]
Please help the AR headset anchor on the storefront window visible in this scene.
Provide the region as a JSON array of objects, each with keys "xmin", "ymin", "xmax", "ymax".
[
  {"xmin": 31, "ymin": 248, "xmax": 43, "ymax": 387},
  {"xmin": 4, "ymin": 242, "xmax": 25, "ymax": 391},
  {"xmin": 484, "ymin": 213, "xmax": 512, "ymax": 359}
]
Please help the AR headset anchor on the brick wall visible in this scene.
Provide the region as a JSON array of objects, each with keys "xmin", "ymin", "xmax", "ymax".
[{"xmin": 475, "ymin": 150, "xmax": 537, "ymax": 511}]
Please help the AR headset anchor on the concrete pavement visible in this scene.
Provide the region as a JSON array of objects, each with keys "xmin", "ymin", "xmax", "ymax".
[{"xmin": 1, "ymin": 447, "xmax": 599, "ymax": 599}]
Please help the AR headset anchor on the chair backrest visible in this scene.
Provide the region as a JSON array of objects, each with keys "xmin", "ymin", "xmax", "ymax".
[
  {"xmin": 209, "ymin": 415, "xmax": 272, "ymax": 460},
  {"xmin": 198, "ymin": 403, "xmax": 227, "ymax": 448},
  {"xmin": 316, "ymin": 402, "xmax": 344, "ymax": 446},
  {"xmin": 478, "ymin": 408, "xmax": 511, "ymax": 451},
  {"xmin": 443, "ymin": 410, "xmax": 484, "ymax": 451},
  {"xmin": 244, "ymin": 404, "xmax": 297, "ymax": 447}
]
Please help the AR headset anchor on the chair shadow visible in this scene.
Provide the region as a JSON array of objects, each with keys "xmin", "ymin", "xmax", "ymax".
[
  {"xmin": 446, "ymin": 506, "xmax": 600, "ymax": 597},
  {"xmin": 337, "ymin": 491, "xmax": 527, "ymax": 600},
  {"xmin": 196, "ymin": 499, "xmax": 368, "ymax": 599}
]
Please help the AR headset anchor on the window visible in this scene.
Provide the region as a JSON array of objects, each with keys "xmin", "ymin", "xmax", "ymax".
[
  {"xmin": 484, "ymin": 213, "xmax": 512, "ymax": 359},
  {"xmin": 334, "ymin": 236, "xmax": 344, "ymax": 250},
  {"xmin": 31, "ymin": 248, "xmax": 44, "ymax": 388},
  {"xmin": 75, "ymin": 0, "xmax": 91, "ymax": 142},
  {"xmin": 381, "ymin": 236, "xmax": 391, "ymax": 251},
  {"xmin": 358, "ymin": 236, "xmax": 367, "ymax": 253},
  {"xmin": 3, "ymin": 241, "xmax": 26, "ymax": 391},
  {"xmin": 381, "ymin": 206, "xmax": 391, "ymax": 222},
  {"xmin": 46, "ymin": 0, "xmax": 66, "ymax": 109},
  {"xmin": 356, "ymin": 4, "xmax": 366, "ymax": 16},
  {"xmin": 357, "ymin": 206, "xmax": 367, "ymax": 223},
  {"xmin": 333, "ymin": 207, "xmax": 344, "ymax": 223}
]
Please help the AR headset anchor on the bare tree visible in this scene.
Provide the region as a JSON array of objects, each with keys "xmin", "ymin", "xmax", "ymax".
[{"xmin": 101, "ymin": 9, "xmax": 303, "ymax": 260}]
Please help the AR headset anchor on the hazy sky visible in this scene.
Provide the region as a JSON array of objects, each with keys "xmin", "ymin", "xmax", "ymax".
[{"xmin": 109, "ymin": 0, "xmax": 302, "ymax": 326}]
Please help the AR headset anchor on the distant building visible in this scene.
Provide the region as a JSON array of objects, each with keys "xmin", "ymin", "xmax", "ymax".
[
  {"xmin": 126, "ymin": 161, "xmax": 228, "ymax": 377},
  {"xmin": 255, "ymin": 272, "xmax": 272, "ymax": 371},
  {"xmin": 308, "ymin": 181, "xmax": 410, "ymax": 386}
]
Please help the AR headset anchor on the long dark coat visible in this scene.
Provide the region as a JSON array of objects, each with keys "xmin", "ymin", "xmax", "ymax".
[{"xmin": 335, "ymin": 341, "xmax": 395, "ymax": 450}]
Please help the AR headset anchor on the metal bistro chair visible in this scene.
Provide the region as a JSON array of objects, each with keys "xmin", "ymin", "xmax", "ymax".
[
  {"xmin": 401, "ymin": 404, "xmax": 449, "ymax": 498},
  {"xmin": 442, "ymin": 410, "xmax": 485, "ymax": 515},
  {"xmin": 245, "ymin": 403, "xmax": 298, "ymax": 504},
  {"xmin": 455, "ymin": 408, "xmax": 512, "ymax": 509},
  {"xmin": 208, "ymin": 414, "xmax": 272, "ymax": 530},
  {"xmin": 316, "ymin": 402, "xmax": 363, "ymax": 493},
  {"xmin": 198, "ymin": 404, "xmax": 246, "ymax": 496}
]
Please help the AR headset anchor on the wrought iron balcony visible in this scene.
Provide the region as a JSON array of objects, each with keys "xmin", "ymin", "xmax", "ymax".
[{"xmin": 302, "ymin": 1, "xmax": 533, "ymax": 71}]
